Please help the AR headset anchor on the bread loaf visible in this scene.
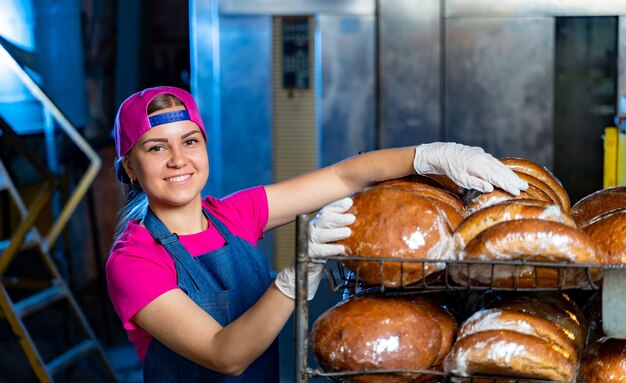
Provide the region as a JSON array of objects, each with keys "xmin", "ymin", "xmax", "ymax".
[
  {"xmin": 311, "ymin": 295, "xmax": 442, "ymax": 383},
  {"xmin": 500, "ymin": 157, "xmax": 570, "ymax": 210},
  {"xmin": 581, "ymin": 209, "xmax": 626, "ymax": 264},
  {"xmin": 425, "ymin": 173, "xmax": 466, "ymax": 198},
  {"xmin": 376, "ymin": 176, "xmax": 466, "ymax": 216},
  {"xmin": 376, "ymin": 177, "xmax": 465, "ymax": 230},
  {"xmin": 443, "ymin": 329, "xmax": 576, "ymax": 381},
  {"xmin": 513, "ymin": 170, "xmax": 562, "ymax": 206},
  {"xmin": 487, "ymin": 292, "xmax": 587, "ymax": 352},
  {"xmin": 579, "ymin": 337, "xmax": 626, "ymax": 383},
  {"xmin": 408, "ymin": 295, "xmax": 458, "ymax": 367},
  {"xmin": 451, "ymin": 219, "xmax": 602, "ymax": 288},
  {"xmin": 453, "ymin": 201, "xmax": 575, "ymax": 252},
  {"xmin": 456, "ymin": 308, "xmax": 578, "ymax": 364},
  {"xmin": 336, "ymin": 187, "xmax": 454, "ymax": 287},
  {"xmin": 464, "ymin": 187, "xmax": 553, "ymax": 215},
  {"xmin": 570, "ymin": 186, "xmax": 626, "ymax": 227}
]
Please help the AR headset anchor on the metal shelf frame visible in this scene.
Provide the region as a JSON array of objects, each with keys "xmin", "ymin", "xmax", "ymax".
[{"xmin": 293, "ymin": 214, "xmax": 626, "ymax": 383}]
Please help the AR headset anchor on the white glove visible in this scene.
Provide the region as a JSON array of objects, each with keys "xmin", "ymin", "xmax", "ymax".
[
  {"xmin": 413, "ymin": 142, "xmax": 528, "ymax": 195},
  {"xmin": 275, "ymin": 197, "xmax": 355, "ymax": 301}
]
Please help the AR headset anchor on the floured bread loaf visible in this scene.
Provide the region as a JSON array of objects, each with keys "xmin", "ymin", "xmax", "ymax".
[
  {"xmin": 500, "ymin": 157, "xmax": 570, "ymax": 210},
  {"xmin": 487, "ymin": 292, "xmax": 587, "ymax": 352},
  {"xmin": 425, "ymin": 173, "xmax": 466, "ymax": 198},
  {"xmin": 376, "ymin": 175, "xmax": 466, "ymax": 229},
  {"xmin": 452, "ymin": 201, "xmax": 575, "ymax": 252},
  {"xmin": 579, "ymin": 337, "xmax": 626, "ymax": 383},
  {"xmin": 336, "ymin": 186, "xmax": 454, "ymax": 287},
  {"xmin": 451, "ymin": 219, "xmax": 602, "ymax": 288},
  {"xmin": 443, "ymin": 329, "xmax": 576, "ymax": 382},
  {"xmin": 376, "ymin": 174, "xmax": 465, "ymax": 216},
  {"xmin": 311, "ymin": 295, "xmax": 443, "ymax": 383},
  {"xmin": 464, "ymin": 187, "xmax": 553, "ymax": 215},
  {"xmin": 513, "ymin": 170, "xmax": 562, "ymax": 206},
  {"xmin": 570, "ymin": 186, "xmax": 626, "ymax": 227},
  {"xmin": 408, "ymin": 295, "xmax": 458, "ymax": 367},
  {"xmin": 582, "ymin": 208, "xmax": 626, "ymax": 264},
  {"xmin": 456, "ymin": 308, "xmax": 577, "ymax": 364}
]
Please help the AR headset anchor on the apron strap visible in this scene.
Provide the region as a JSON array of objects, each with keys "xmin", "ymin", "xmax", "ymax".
[
  {"xmin": 203, "ymin": 209, "xmax": 236, "ymax": 243},
  {"xmin": 144, "ymin": 208, "xmax": 202, "ymax": 290}
]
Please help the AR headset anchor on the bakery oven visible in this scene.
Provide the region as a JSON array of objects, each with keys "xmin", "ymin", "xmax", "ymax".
[{"xmin": 191, "ymin": 0, "xmax": 625, "ymax": 270}]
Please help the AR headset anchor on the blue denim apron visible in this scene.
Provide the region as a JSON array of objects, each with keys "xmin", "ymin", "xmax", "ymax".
[{"xmin": 142, "ymin": 207, "xmax": 279, "ymax": 382}]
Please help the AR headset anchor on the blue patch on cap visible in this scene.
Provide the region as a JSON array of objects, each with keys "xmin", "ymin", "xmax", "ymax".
[{"xmin": 148, "ymin": 110, "xmax": 190, "ymax": 127}]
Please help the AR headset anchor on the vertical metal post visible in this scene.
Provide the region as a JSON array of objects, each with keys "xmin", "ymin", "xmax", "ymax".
[{"xmin": 295, "ymin": 214, "xmax": 309, "ymax": 383}]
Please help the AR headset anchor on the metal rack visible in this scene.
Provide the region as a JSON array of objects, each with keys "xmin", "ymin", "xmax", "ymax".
[{"xmin": 293, "ymin": 214, "xmax": 626, "ymax": 383}]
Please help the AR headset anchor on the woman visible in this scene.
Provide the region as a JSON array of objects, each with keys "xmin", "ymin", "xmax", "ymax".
[{"xmin": 106, "ymin": 85, "xmax": 527, "ymax": 382}]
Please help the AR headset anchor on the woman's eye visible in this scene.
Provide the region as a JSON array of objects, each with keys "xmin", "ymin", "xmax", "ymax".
[
  {"xmin": 184, "ymin": 139, "xmax": 198, "ymax": 146},
  {"xmin": 148, "ymin": 145, "xmax": 164, "ymax": 152}
]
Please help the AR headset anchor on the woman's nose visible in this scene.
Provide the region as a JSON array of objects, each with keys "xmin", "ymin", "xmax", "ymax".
[{"xmin": 167, "ymin": 148, "xmax": 187, "ymax": 168}]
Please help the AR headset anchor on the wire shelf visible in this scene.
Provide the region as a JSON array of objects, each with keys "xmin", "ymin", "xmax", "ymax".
[
  {"xmin": 306, "ymin": 367, "xmax": 569, "ymax": 382},
  {"xmin": 315, "ymin": 255, "xmax": 624, "ymax": 294}
]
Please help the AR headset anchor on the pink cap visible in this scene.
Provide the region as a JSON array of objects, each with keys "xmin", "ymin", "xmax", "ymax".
[{"xmin": 114, "ymin": 86, "xmax": 206, "ymax": 157}]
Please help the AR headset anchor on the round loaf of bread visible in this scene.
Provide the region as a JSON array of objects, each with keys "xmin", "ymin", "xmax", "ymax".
[
  {"xmin": 408, "ymin": 295, "xmax": 458, "ymax": 367},
  {"xmin": 336, "ymin": 186, "xmax": 454, "ymax": 287},
  {"xmin": 579, "ymin": 337, "xmax": 626, "ymax": 383},
  {"xmin": 427, "ymin": 198, "xmax": 465, "ymax": 230},
  {"xmin": 453, "ymin": 201, "xmax": 575, "ymax": 252},
  {"xmin": 488, "ymin": 292, "xmax": 587, "ymax": 352},
  {"xmin": 500, "ymin": 157, "xmax": 570, "ymax": 210},
  {"xmin": 570, "ymin": 186, "xmax": 626, "ymax": 227},
  {"xmin": 443, "ymin": 329, "xmax": 576, "ymax": 382},
  {"xmin": 376, "ymin": 176, "xmax": 466, "ymax": 216},
  {"xmin": 424, "ymin": 174, "xmax": 466, "ymax": 198},
  {"xmin": 452, "ymin": 219, "xmax": 602, "ymax": 288},
  {"xmin": 311, "ymin": 295, "xmax": 442, "ymax": 383},
  {"xmin": 376, "ymin": 177, "xmax": 465, "ymax": 230},
  {"xmin": 513, "ymin": 170, "xmax": 562, "ymax": 207},
  {"xmin": 582, "ymin": 208, "xmax": 626, "ymax": 264},
  {"xmin": 464, "ymin": 187, "xmax": 553, "ymax": 215},
  {"xmin": 456, "ymin": 308, "xmax": 578, "ymax": 364}
]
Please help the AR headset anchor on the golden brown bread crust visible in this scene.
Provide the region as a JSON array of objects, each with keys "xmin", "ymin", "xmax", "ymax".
[
  {"xmin": 464, "ymin": 187, "xmax": 553, "ymax": 215},
  {"xmin": 311, "ymin": 295, "xmax": 442, "ymax": 383},
  {"xmin": 581, "ymin": 208, "xmax": 626, "ymax": 264},
  {"xmin": 453, "ymin": 201, "xmax": 575, "ymax": 252},
  {"xmin": 571, "ymin": 186, "xmax": 626, "ymax": 227},
  {"xmin": 428, "ymin": 198, "xmax": 465, "ymax": 230},
  {"xmin": 443, "ymin": 329, "xmax": 576, "ymax": 381},
  {"xmin": 456, "ymin": 308, "xmax": 578, "ymax": 364},
  {"xmin": 451, "ymin": 219, "xmax": 603, "ymax": 288},
  {"xmin": 579, "ymin": 337, "xmax": 626, "ymax": 383},
  {"xmin": 425, "ymin": 173, "xmax": 466, "ymax": 198},
  {"xmin": 376, "ymin": 174, "xmax": 445, "ymax": 188},
  {"xmin": 488, "ymin": 292, "xmax": 587, "ymax": 352},
  {"xmin": 500, "ymin": 157, "xmax": 570, "ymax": 210},
  {"xmin": 376, "ymin": 176, "xmax": 466, "ymax": 229},
  {"xmin": 513, "ymin": 170, "xmax": 562, "ymax": 207},
  {"xmin": 376, "ymin": 177, "xmax": 466, "ymax": 216},
  {"xmin": 336, "ymin": 187, "xmax": 454, "ymax": 287},
  {"xmin": 408, "ymin": 295, "xmax": 458, "ymax": 367}
]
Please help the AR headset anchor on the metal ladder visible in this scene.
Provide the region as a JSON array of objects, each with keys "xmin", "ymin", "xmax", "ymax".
[{"xmin": 0, "ymin": 123, "xmax": 118, "ymax": 382}]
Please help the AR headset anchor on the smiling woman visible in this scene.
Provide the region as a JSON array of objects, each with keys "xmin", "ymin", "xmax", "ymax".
[{"xmin": 105, "ymin": 85, "xmax": 529, "ymax": 383}]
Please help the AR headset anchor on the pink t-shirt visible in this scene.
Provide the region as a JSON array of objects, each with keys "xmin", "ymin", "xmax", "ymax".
[{"xmin": 105, "ymin": 186, "xmax": 269, "ymax": 361}]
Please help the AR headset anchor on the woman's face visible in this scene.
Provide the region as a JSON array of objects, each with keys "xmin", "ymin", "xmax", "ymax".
[{"xmin": 123, "ymin": 106, "xmax": 209, "ymax": 210}]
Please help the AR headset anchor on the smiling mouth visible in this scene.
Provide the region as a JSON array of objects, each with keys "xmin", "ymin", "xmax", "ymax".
[{"xmin": 165, "ymin": 174, "xmax": 191, "ymax": 182}]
